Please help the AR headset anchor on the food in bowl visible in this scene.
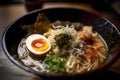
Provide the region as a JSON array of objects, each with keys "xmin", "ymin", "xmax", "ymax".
[{"xmin": 18, "ymin": 13, "xmax": 107, "ymax": 74}]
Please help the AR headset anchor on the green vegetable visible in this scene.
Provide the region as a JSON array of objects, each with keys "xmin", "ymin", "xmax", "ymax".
[
  {"xmin": 44, "ymin": 54, "xmax": 65, "ymax": 73},
  {"xmin": 54, "ymin": 33, "xmax": 72, "ymax": 49}
]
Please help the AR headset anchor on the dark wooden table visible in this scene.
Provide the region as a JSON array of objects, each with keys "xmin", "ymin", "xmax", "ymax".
[{"xmin": 0, "ymin": 2, "xmax": 120, "ymax": 80}]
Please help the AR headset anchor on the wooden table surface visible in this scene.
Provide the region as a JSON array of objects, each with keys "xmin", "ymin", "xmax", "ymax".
[{"xmin": 0, "ymin": 2, "xmax": 120, "ymax": 80}]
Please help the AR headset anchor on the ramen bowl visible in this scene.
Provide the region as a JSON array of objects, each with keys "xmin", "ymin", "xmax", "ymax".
[{"xmin": 2, "ymin": 8, "xmax": 120, "ymax": 78}]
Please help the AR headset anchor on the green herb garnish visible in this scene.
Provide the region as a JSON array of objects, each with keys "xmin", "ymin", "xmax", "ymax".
[
  {"xmin": 44, "ymin": 54, "xmax": 65, "ymax": 73},
  {"xmin": 54, "ymin": 33, "xmax": 72, "ymax": 49}
]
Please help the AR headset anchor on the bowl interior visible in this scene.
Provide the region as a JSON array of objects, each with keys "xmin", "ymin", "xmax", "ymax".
[{"xmin": 2, "ymin": 8, "xmax": 120, "ymax": 77}]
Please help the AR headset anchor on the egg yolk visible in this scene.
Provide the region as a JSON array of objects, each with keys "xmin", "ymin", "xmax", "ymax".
[{"xmin": 31, "ymin": 39, "xmax": 49, "ymax": 51}]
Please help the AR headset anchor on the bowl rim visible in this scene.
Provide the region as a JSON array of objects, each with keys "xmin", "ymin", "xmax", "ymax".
[{"xmin": 1, "ymin": 7, "xmax": 120, "ymax": 77}]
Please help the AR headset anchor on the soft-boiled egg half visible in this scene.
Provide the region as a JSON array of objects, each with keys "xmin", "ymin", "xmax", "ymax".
[{"xmin": 26, "ymin": 34, "xmax": 51, "ymax": 57}]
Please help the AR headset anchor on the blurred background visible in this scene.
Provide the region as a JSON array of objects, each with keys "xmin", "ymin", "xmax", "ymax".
[{"xmin": 0, "ymin": 0, "xmax": 120, "ymax": 14}]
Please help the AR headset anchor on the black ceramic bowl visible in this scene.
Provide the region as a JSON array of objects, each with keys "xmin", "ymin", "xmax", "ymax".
[{"xmin": 2, "ymin": 8, "xmax": 120, "ymax": 78}]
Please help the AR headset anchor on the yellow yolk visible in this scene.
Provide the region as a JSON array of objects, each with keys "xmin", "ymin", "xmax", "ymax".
[{"xmin": 31, "ymin": 39, "xmax": 49, "ymax": 51}]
